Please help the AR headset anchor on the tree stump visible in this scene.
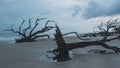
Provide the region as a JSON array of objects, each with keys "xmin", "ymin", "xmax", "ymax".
[{"xmin": 54, "ymin": 25, "xmax": 70, "ymax": 62}]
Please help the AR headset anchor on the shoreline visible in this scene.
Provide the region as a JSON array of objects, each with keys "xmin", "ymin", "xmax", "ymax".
[{"xmin": 0, "ymin": 36, "xmax": 120, "ymax": 68}]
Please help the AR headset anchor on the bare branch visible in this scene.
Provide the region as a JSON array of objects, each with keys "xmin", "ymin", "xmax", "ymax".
[
  {"xmin": 5, "ymin": 18, "xmax": 55, "ymax": 43},
  {"xmin": 45, "ymin": 20, "xmax": 56, "ymax": 27},
  {"xmin": 97, "ymin": 19, "xmax": 119, "ymax": 41},
  {"xmin": 52, "ymin": 24, "xmax": 120, "ymax": 62},
  {"xmin": 29, "ymin": 18, "xmax": 47, "ymax": 36},
  {"xmin": 30, "ymin": 20, "xmax": 56, "ymax": 37},
  {"xmin": 32, "ymin": 35, "xmax": 51, "ymax": 40},
  {"xmin": 29, "ymin": 19, "xmax": 40, "ymax": 35},
  {"xmin": 19, "ymin": 19, "xmax": 25, "ymax": 33},
  {"xmin": 97, "ymin": 23, "xmax": 106, "ymax": 32},
  {"xmin": 22, "ymin": 18, "xmax": 32, "ymax": 35},
  {"xmin": 101, "ymin": 35, "xmax": 120, "ymax": 42},
  {"xmin": 5, "ymin": 25, "xmax": 19, "ymax": 33},
  {"xmin": 30, "ymin": 26, "xmax": 55, "ymax": 37},
  {"xmin": 63, "ymin": 32, "xmax": 89, "ymax": 40}
]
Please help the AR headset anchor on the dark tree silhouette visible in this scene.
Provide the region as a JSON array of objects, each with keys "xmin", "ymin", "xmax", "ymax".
[
  {"xmin": 6, "ymin": 18, "xmax": 120, "ymax": 62},
  {"xmin": 97, "ymin": 19, "xmax": 119, "ymax": 41},
  {"xmin": 50, "ymin": 19, "xmax": 120, "ymax": 62},
  {"xmin": 5, "ymin": 18, "xmax": 55, "ymax": 43},
  {"xmin": 114, "ymin": 26, "xmax": 120, "ymax": 34},
  {"xmin": 53, "ymin": 25, "xmax": 71, "ymax": 62},
  {"xmin": 113, "ymin": 21, "xmax": 120, "ymax": 34}
]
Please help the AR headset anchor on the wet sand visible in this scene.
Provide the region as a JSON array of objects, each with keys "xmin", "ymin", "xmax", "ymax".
[{"xmin": 0, "ymin": 36, "xmax": 120, "ymax": 68}]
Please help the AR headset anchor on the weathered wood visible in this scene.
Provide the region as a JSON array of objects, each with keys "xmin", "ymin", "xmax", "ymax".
[
  {"xmin": 52, "ymin": 24, "xmax": 120, "ymax": 62},
  {"xmin": 88, "ymin": 50, "xmax": 107, "ymax": 54},
  {"xmin": 66, "ymin": 41, "xmax": 120, "ymax": 53},
  {"xmin": 63, "ymin": 32, "xmax": 89, "ymax": 40},
  {"xmin": 5, "ymin": 18, "xmax": 55, "ymax": 43},
  {"xmin": 54, "ymin": 25, "xmax": 70, "ymax": 62}
]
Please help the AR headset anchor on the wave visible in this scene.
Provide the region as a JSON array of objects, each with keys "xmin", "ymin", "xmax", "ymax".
[{"xmin": 0, "ymin": 36, "xmax": 18, "ymax": 42}]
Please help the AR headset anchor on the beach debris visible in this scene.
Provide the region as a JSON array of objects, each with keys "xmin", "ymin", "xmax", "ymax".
[
  {"xmin": 5, "ymin": 18, "xmax": 120, "ymax": 62},
  {"xmin": 87, "ymin": 49, "xmax": 119, "ymax": 54},
  {"xmin": 63, "ymin": 32, "xmax": 90, "ymax": 40},
  {"xmin": 51, "ymin": 20, "xmax": 120, "ymax": 62},
  {"xmin": 88, "ymin": 50, "xmax": 107, "ymax": 54},
  {"xmin": 53, "ymin": 25, "xmax": 71, "ymax": 62},
  {"xmin": 5, "ymin": 18, "xmax": 56, "ymax": 43},
  {"xmin": 95, "ymin": 19, "xmax": 120, "ymax": 41}
]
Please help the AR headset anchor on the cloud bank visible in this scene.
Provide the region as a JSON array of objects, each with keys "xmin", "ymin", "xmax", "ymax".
[
  {"xmin": 73, "ymin": 0, "xmax": 120, "ymax": 18},
  {"xmin": 0, "ymin": 0, "xmax": 120, "ymax": 33}
]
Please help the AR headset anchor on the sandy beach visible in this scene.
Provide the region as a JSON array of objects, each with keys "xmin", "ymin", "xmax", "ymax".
[
  {"xmin": 1, "ymin": 0, "xmax": 120, "ymax": 68},
  {"xmin": 0, "ymin": 36, "xmax": 120, "ymax": 68}
]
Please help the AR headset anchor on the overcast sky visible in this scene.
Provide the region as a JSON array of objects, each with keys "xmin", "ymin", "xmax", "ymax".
[{"xmin": 0, "ymin": 0, "xmax": 120, "ymax": 33}]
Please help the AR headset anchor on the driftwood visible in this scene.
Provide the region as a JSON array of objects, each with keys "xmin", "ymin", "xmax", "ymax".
[
  {"xmin": 5, "ymin": 18, "xmax": 55, "ymax": 43},
  {"xmin": 87, "ymin": 50, "xmax": 116, "ymax": 54},
  {"xmin": 65, "ymin": 19, "xmax": 120, "ymax": 54},
  {"xmin": 66, "ymin": 41, "xmax": 120, "ymax": 53},
  {"xmin": 53, "ymin": 25, "xmax": 70, "ymax": 62},
  {"xmin": 52, "ymin": 24, "xmax": 120, "ymax": 62},
  {"xmin": 63, "ymin": 32, "xmax": 89, "ymax": 40}
]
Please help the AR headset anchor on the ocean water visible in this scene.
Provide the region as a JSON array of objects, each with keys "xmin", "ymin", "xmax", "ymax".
[
  {"xmin": 0, "ymin": 31, "xmax": 19, "ymax": 43},
  {"xmin": 0, "ymin": 31, "xmax": 56, "ymax": 44},
  {"xmin": 0, "ymin": 30, "xmax": 85, "ymax": 44}
]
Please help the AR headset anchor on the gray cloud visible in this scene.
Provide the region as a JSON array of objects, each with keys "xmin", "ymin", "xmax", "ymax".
[
  {"xmin": 83, "ymin": 1, "xmax": 104, "ymax": 18},
  {"xmin": 71, "ymin": 5, "xmax": 81, "ymax": 17},
  {"xmin": 1, "ymin": 0, "xmax": 120, "ymax": 33},
  {"xmin": 85, "ymin": 0, "xmax": 120, "ymax": 18},
  {"xmin": 72, "ymin": 0, "xmax": 120, "ymax": 18}
]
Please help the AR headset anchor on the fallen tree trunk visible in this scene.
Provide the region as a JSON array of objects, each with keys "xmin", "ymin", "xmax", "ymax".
[
  {"xmin": 66, "ymin": 41, "xmax": 120, "ymax": 53},
  {"xmin": 52, "ymin": 25, "xmax": 120, "ymax": 62},
  {"xmin": 53, "ymin": 25, "xmax": 70, "ymax": 62},
  {"xmin": 48, "ymin": 19, "xmax": 120, "ymax": 62}
]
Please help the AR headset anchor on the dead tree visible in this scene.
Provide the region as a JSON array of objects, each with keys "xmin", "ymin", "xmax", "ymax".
[
  {"xmin": 65, "ymin": 20, "xmax": 120, "ymax": 53},
  {"xmin": 97, "ymin": 19, "xmax": 119, "ymax": 41},
  {"xmin": 63, "ymin": 32, "xmax": 89, "ymax": 40},
  {"xmin": 5, "ymin": 18, "xmax": 55, "ymax": 43},
  {"xmin": 53, "ymin": 25, "xmax": 71, "ymax": 62},
  {"xmin": 51, "ymin": 20, "xmax": 120, "ymax": 62},
  {"xmin": 114, "ymin": 26, "xmax": 120, "ymax": 33},
  {"xmin": 114, "ymin": 22, "xmax": 120, "ymax": 34}
]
